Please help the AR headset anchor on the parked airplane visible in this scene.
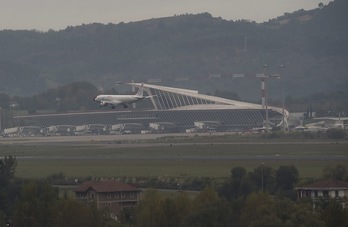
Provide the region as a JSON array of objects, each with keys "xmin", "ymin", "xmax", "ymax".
[{"xmin": 93, "ymin": 84, "xmax": 154, "ymax": 109}]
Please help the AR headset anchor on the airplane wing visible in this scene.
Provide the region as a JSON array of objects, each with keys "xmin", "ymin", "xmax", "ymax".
[
  {"xmin": 134, "ymin": 95, "xmax": 157, "ymax": 101},
  {"xmin": 144, "ymin": 95, "xmax": 157, "ymax": 99}
]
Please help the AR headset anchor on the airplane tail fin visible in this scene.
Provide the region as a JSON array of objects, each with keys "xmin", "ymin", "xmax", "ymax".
[{"xmin": 135, "ymin": 83, "xmax": 144, "ymax": 97}]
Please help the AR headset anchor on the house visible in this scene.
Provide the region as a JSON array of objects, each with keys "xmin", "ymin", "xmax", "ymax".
[
  {"xmin": 75, "ymin": 180, "xmax": 141, "ymax": 218},
  {"xmin": 296, "ymin": 179, "xmax": 348, "ymax": 208}
]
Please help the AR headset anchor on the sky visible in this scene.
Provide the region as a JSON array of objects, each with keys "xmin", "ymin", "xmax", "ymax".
[{"xmin": 1, "ymin": 0, "xmax": 332, "ymax": 31}]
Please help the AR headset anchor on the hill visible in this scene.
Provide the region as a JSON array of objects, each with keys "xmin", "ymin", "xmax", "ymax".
[{"xmin": 0, "ymin": 0, "xmax": 347, "ymax": 101}]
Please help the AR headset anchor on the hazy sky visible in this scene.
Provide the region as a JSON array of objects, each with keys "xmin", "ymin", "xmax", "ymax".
[{"xmin": 1, "ymin": 0, "xmax": 332, "ymax": 31}]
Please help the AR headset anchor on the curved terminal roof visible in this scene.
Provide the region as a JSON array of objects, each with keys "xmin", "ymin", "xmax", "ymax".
[
  {"xmin": 12, "ymin": 83, "xmax": 288, "ymax": 130},
  {"xmin": 128, "ymin": 82, "xmax": 289, "ymax": 118}
]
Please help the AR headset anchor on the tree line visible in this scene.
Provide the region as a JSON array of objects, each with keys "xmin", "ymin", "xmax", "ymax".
[
  {"xmin": 1, "ymin": 155, "xmax": 347, "ymax": 226},
  {"xmin": 133, "ymin": 188, "xmax": 347, "ymax": 227}
]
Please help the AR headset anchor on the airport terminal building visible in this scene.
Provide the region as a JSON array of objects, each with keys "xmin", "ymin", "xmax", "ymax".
[{"xmin": 12, "ymin": 83, "xmax": 288, "ymax": 135}]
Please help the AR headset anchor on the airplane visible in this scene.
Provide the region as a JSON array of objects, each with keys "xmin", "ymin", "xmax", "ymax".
[{"xmin": 93, "ymin": 83, "xmax": 155, "ymax": 109}]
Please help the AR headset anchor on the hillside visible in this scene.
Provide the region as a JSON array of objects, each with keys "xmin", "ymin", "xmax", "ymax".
[{"xmin": 0, "ymin": 0, "xmax": 347, "ymax": 101}]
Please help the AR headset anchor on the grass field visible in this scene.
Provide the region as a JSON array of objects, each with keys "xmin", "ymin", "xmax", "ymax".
[
  {"xmin": 15, "ymin": 159, "xmax": 348, "ymax": 179},
  {"xmin": 1, "ymin": 136, "xmax": 347, "ymax": 180}
]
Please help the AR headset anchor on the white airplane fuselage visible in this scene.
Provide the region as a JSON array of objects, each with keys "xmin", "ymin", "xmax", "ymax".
[
  {"xmin": 93, "ymin": 94, "xmax": 145, "ymax": 108},
  {"xmin": 93, "ymin": 84, "xmax": 151, "ymax": 108}
]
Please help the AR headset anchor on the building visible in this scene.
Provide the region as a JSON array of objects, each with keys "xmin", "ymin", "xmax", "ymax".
[
  {"xmin": 14, "ymin": 83, "xmax": 289, "ymax": 133},
  {"xmin": 75, "ymin": 180, "xmax": 141, "ymax": 218},
  {"xmin": 296, "ymin": 179, "xmax": 348, "ymax": 208}
]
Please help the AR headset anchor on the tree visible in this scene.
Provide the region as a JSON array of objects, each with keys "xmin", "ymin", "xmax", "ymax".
[
  {"xmin": 135, "ymin": 189, "xmax": 166, "ymax": 227},
  {"xmin": 241, "ymin": 193, "xmax": 325, "ymax": 227},
  {"xmin": 53, "ymin": 199, "xmax": 108, "ymax": 227},
  {"xmin": 175, "ymin": 190, "xmax": 193, "ymax": 224},
  {"xmin": 159, "ymin": 197, "xmax": 181, "ymax": 227},
  {"xmin": 323, "ymin": 164, "xmax": 347, "ymax": 181},
  {"xmin": 250, "ymin": 165, "xmax": 275, "ymax": 193},
  {"xmin": 231, "ymin": 166, "xmax": 246, "ymax": 179},
  {"xmin": 13, "ymin": 181, "xmax": 59, "ymax": 227},
  {"xmin": 0, "ymin": 156, "xmax": 17, "ymax": 186},
  {"xmin": 118, "ymin": 207, "xmax": 136, "ymax": 226},
  {"xmin": 240, "ymin": 192, "xmax": 282, "ymax": 226},
  {"xmin": 182, "ymin": 187, "xmax": 230, "ymax": 227},
  {"xmin": 288, "ymin": 201, "xmax": 325, "ymax": 227},
  {"xmin": 193, "ymin": 186, "xmax": 219, "ymax": 207},
  {"xmin": 12, "ymin": 180, "xmax": 109, "ymax": 227},
  {"xmin": 275, "ymin": 165, "xmax": 299, "ymax": 191},
  {"xmin": 318, "ymin": 198, "xmax": 348, "ymax": 227},
  {"xmin": 219, "ymin": 167, "xmax": 254, "ymax": 200},
  {"xmin": 0, "ymin": 156, "xmax": 18, "ymax": 217}
]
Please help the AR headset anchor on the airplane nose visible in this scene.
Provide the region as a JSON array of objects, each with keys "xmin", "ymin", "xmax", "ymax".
[{"xmin": 93, "ymin": 96, "xmax": 97, "ymax": 101}]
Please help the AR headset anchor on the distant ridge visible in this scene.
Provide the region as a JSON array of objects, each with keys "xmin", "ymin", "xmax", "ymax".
[{"xmin": 0, "ymin": 0, "xmax": 347, "ymax": 100}]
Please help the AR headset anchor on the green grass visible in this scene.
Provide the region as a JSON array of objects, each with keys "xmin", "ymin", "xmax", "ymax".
[
  {"xmin": 15, "ymin": 159, "xmax": 347, "ymax": 179},
  {"xmin": 1, "ymin": 142, "xmax": 347, "ymax": 157},
  {"xmin": 2, "ymin": 140, "xmax": 346, "ymax": 179}
]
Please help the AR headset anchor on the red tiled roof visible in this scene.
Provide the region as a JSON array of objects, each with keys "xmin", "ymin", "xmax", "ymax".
[
  {"xmin": 75, "ymin": 180, "xmax": 140, "ymax": 193},
  {"xmin": 297, "ymin": 179, "xmax": 348, "ymax": 190}
]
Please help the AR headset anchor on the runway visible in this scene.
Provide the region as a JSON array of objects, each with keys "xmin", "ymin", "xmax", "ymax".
[
  {"xmin": 2, "ymin": 133, "xmax": 347, "ymax": 179},
  {"xmin": 1, "ymin": 132, "xmax": 347, "ymax": 145},
  {"xmin": 1, "ymin": 133, "xmax": 348, "ymax": 162},
  {"xmin": 15, "ymin": 154, "xmax": 348, "ymax": 161},
  {"xmin": 0, "ymin": 133, "xmax": 205, "ymax": 145}
]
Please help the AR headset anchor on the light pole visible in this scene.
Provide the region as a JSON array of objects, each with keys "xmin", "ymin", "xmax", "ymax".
[
  {"xmin": 55, "ymin": 97, "xmax": 61, "ymax": 111},
  {"xmin": 10, "ymin": 103, "xmax": 19, "ymax": 127},
  {"xmin": 262, "ymin": 64, "xmax": 269, "ymax": 132},
  {"xmin": 261, "ymin": 64, "xmax": 285, "ymax": 132},
  {"xmin": 280, "ymin": 65, "xmax": 286, "ymax": 131}
]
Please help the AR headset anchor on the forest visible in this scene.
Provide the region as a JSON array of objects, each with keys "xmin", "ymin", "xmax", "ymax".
[
  {"xmin": 0, "ymin": 0, "xmax": 347, "ymax": 101},
  {"xmin": 1, "ymin": 155, "xmax": 348, "ymax": 226}
]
